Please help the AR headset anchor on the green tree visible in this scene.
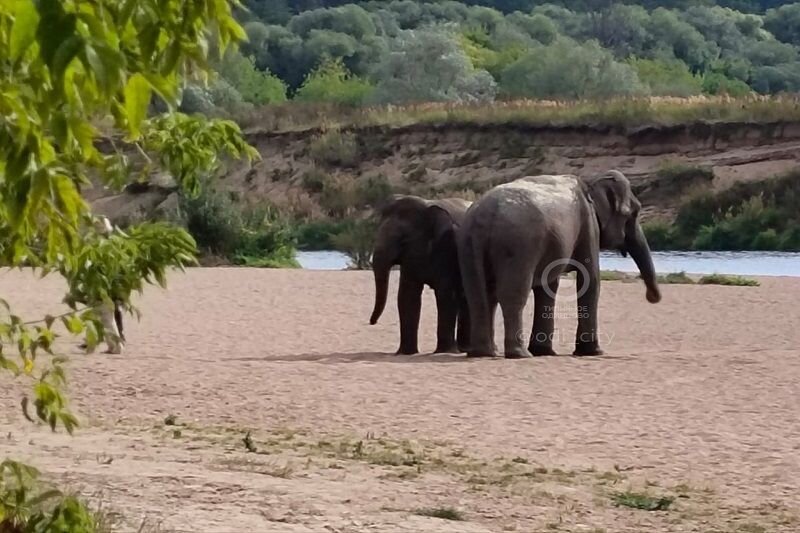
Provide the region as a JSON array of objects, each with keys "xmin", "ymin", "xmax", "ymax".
[
  {"xmin": 217, "ymin": 50, "xmax": 288, "ymax": 105},
  {"xmin": 294, "ymin": 57, "xmax": 375, "ymax": 105},
  {"xmin": 371, "ymin": 28, "xmax": 497, "ymax": 104},
  {"xmin": 629, "ymin": 58, "xmax": 703, "ymax": 96},
  {"xmin": 0, "ymin": 0, "xmax": 257, "ymax": 528},
  {"xmin": 764, "ymin": 3, "xmax": 800, "ymax": 46},
  {"xmin": 500, "ymin": 40, "xmax": 645, "ymax": 99}
]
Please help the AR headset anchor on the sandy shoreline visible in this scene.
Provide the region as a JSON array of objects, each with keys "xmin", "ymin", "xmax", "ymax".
[{"xmin": 1, "ymin": 268, "xmax": 798, "ymax": 532}]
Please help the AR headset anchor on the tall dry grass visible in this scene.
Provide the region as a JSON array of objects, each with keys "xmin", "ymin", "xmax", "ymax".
[{"xmin": 237, "ymin": 95, "xmax": 800, "ymax": 133}]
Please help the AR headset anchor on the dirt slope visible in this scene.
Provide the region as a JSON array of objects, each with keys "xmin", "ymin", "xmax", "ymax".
[{"xmin": 91, "ymin": 121, "xmax": 800, "ymax": 224}]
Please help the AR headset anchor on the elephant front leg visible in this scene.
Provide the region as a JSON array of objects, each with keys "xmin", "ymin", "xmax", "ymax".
[
  {"xmin": 456, "ymin": 295, "xmax": 470, "ymax": 353},
  {"xmin": 573, "ymin": 262, "xmax": 603, "ymax": 356},
  {"xmin": 433, "ymin": 289, "xmax": 459, "ymax": 354},
  {"xmin": 529, "ymin": 280, "xmax": 558, "ymax": 356},
  {"xmin": 397, "ymin": 274, "xmax": 423, "ymax": 355}
]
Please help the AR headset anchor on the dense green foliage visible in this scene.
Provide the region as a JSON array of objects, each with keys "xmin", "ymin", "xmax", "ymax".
[
  {"xmin": 644, "ymin": 171, "xmax": 800, "ymax": 251},
  {"xmin": 195, "ymin": 0, "xmax": 800, "ymax": 109},
  {"xmin": 179, "ymin": 187, "xmax": 299, "ymax": 267},
  {"xmin": 1, "ymin": 0, "xmax": 258, "ymax": 529}
]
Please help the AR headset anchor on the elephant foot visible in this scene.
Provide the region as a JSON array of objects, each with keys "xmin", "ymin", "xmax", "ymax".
[
  {"xmin": 573, "ymin": 342, "xmax": 604, "ymax": 356},
  {"xmin": 433, "ymin": 343, "xmax": 460, "ymax": 355},
  {"xmin": 466, "ymin": 346, "xmax": 497, "ymax": 358},
  {"xmin": 395, "ymin": 346, "xmax": 419, "ymax": 356},
  {"xmin": 504, "ymin": 346, "xmax": 533, "ymax": 359},
  {"xmin": 529, "ymin": 344, "xmax": 557, "ymax": 356},
  {"xmin": 457, "ymin": 343, "xmax": 470, "ymax": 353}
]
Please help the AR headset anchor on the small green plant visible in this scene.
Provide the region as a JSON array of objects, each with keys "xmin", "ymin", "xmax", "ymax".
[
  {"xmin": 243, "ymin": 432, "xmax": 258, "ymax": 453},
  {"xmin": 413, "ymin": 507, "xmax": 465, "ymax": 521},
  {"xmin": 600, "ymin": 270, "xmax": 630, "ymax": 281},
  {"xmin": 308, "ymin": 129, "xmax": 359, "ymax": 167},
  {"xmin": 612, "ymin": 490, "xmax": 674, "ymax": 511},
  {"xmin": 657, "ymin": 272, "xmax": 695, "ymax": 284},
  {"xmin": 0, "ymin": 460, "xmax": 98, "ymax": 532},
  {"xmin": 697, "ymin": 274, "xmax": 760, "ymax": 287}
]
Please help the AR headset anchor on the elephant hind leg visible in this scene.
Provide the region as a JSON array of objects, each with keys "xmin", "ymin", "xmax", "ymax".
[
  {"xmin": 433, "ymin": 289, "xmax": 458, "ymax": 354},
  {"xmin": 460, "ymin": 234, "xmax": 497, "ymax": 357},
  {"xmin": 495, "ymin": 258, "xmax": 534, "ymax": 359},
  {"xmin": 529, "ymin": 280, "xmax": 558, "ymax": 356}
]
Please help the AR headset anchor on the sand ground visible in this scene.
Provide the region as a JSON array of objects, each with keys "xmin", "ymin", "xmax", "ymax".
[{"xmin": 1, "ymin": 268, "xmax": 799, "ymax": 533}]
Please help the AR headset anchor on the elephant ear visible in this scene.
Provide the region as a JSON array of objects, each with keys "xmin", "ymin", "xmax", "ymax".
[
  {"xmin": 591, "ymin": 170, "xmax": 637, "ymax": 218},
  {"xmin": 425, "ymin": 205, "xmax": 457, "ymax": 240},
  {"xmin": 376, "ymin": 194, "xmax": 408, "ymax": 219},
  {"xmin": 588, "ymin": 170, "xmax": 640, "ymax": 250}
]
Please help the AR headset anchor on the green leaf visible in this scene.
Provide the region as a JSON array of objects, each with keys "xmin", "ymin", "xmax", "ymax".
[
  {"xmin": 124, "ymin": 73, "xmax": 152, "ymax": 139},
  {"xmin": 10, "ymin": 0, "xmax": 40, "ymax": 61},
  {"xmin": 62, "ymin": 315, "xmax": 84, "ymax": 335}
]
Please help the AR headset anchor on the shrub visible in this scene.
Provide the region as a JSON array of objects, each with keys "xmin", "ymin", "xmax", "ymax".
[
  {"xmin": 500, "ymin": 40, "xmax": 646, "ymax": 99},
  {"xmin": 698, "ymin": 274, "xmax": 759, "ymax": 287},
  {"xmin": 308, "ymin": 129, "xmax": 360, "ymax": 167},
  {"xmin": 217, "ymin": 50, "xmax": 288, "ymax": 105},
  {"xmin": 179, "ymin": 84, "xmax": 216, "ymax": 114},
  {"xmin": 302, "ymin": 167, "xmax": 332, "ymax": 194},
  {"xmin": 355, "ymin": 174, "xmax": 393, "ymax": 208},
  {"xmin": 208, "ymin": 78, "xmax": 248, "ymax": 114},
  {"xmin": 702, "ymin": 72, "xmax": 753, "ymax": 96},
  {"xmin": 294, "ymin": 58, "xmax": 374, "ymax": 106},
  {"xmin": 613, "ymin": 491, "xmax": 674, "ymax": 511},
  {"xmin": 330, "ymin": 219, "xmax": 377, "ymax": 270},
  {"xmin": 642, "ymin": 220, "xmax": 678, "ymax": 251},
  {"xmin": 371, "ymin": 29, "xmax": 497, "ymax": 104},
  {"xmin": 319, "ymin": 177, "xmax": 359, "ymax": 218},
  {"xmin": 664, "ymin": 171, "xmax": 800, "ymax": 251},
  {"xmin": 630, "ymin": 58, "xmax": 703, "ymax": 97},
  {"xmin": 178, "ymin": 187, "xmax": 298, "ymax": 267},
  {"xmin": 658, "ymin": 271, "xmax": 695, "ymax": 284},
  {"xmin": 293, "ymin": 219, "xmax": 354, "ymax": 250}
]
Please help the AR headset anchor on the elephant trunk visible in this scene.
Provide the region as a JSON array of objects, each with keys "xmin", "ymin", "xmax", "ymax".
[
  {"xmin": 369, "ymin": 247, "xmax": 394, "ymax": 325},
  {"xmin": 626, "ymin": 220, "xmax": 661, "ymax": 304}
]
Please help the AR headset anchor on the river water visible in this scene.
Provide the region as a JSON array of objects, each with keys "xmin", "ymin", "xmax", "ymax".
[{"xmin": 295, "ymin": 250, "xmax": 800, "ymax": 277}]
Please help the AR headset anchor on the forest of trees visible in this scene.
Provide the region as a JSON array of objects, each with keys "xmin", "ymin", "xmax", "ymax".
[{"xmin": 180, "ymin": 0, "xmax": 800, "ymax": 114}]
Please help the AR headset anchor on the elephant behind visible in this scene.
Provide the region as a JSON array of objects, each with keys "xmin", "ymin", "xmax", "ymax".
[
  {"xmin": 370, "ymin": 195, "xmax": 472, "ymax": 355},
  {"xmin": 458, "ymin": 171, "xmax": 661, "ymax": 359}
]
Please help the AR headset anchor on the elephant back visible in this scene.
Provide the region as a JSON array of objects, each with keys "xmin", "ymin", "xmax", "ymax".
[{"xmin": 431, "ymin": 198, "xmax": 472, "ymax": 227}]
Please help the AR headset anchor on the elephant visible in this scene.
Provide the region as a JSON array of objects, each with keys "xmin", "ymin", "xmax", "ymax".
[
  {"xmin": 369, "ymin": 195, "xmax": 472, "ymax": 355},
  {"xmin": 458, "ymin": 170, "xmax": 661, "ymax": 359}
]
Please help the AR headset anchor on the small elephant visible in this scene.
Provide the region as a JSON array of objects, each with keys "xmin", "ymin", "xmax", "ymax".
[
  {"xmin": 458, "ymin": 171, "xmax": 661, "ymax": 358},
  {"xmin": 369, "ymin": 195, "xmax": 472, "ymax": 355}
]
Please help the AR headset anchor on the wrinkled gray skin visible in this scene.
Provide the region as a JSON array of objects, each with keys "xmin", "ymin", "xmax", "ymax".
[
  {"xmin": 458, "ymin": 171, "xmax": 661, "ymax": 358},
  {"xmin": 370, "ymin": 195, "xmax": 472, "ymax": 355}
]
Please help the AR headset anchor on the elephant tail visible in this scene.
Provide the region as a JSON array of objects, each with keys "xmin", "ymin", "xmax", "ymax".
[{"xmin": 458, "ymin": 228, "xmax": 492, "ymax": 354}]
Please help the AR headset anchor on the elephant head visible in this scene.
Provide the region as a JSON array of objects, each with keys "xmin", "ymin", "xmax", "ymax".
[
  {"xmin": 587, "ymin": 170, "xmax": 661, "ymax": 304},
  {"xmin": 369, "ymin": 195, "xmax": 462, "ymax": 325}
]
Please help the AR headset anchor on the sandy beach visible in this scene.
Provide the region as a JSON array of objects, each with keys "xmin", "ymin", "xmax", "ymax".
[{"xmin": 1, "ymin": 268, "xmax": 798, "ymax": 532}]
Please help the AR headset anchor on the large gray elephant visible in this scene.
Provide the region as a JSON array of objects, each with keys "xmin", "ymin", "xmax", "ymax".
[
  {"xmin": 370, "ymin": 195, "xmax": 472, "ymax": 355},
  {"xmin": 458, "ymin": 171, "xmax": 661, "ymax": 358}
]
